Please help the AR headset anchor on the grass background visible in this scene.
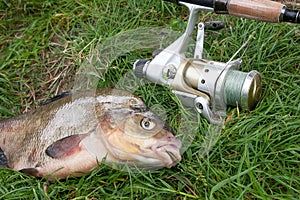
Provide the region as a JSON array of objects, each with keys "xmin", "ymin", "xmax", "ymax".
[{"xmin": 0, "ymin": 0, "xmax": 299, "ymax": 199}]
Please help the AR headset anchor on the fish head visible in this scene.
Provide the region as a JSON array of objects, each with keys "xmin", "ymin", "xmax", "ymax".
[{"xmin": 93, "ymin": 95, "xmax": 182, "ymax": 170}]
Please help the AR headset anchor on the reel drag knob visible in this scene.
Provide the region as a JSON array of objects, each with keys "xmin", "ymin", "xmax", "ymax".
[{"xmin": 133, "ymin": 59, "xmax": 151, "ymax": 78}]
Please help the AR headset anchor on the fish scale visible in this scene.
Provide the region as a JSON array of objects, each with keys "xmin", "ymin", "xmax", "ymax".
[{"xmin": 0, "ymin": 89, "xmax": 181, "ymax": 180}]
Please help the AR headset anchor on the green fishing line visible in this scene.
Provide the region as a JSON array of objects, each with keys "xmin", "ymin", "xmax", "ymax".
[{"xmin": 224, "ymin": 70, "xmax": 247, "ymax": 107}]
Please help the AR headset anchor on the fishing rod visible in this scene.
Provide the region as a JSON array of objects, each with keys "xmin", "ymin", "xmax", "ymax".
[
  {"xmin": 165, "ymin": 0, "xmax": 300, "ymax": 23},
  {"xmin": 133, "ymin": 0, "xmax": 299, "ymax": 124}
]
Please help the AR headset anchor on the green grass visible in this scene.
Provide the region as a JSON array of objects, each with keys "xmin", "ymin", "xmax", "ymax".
[{"xmin": 0, "ymin": 0, "xmax": 299, "ymax": 199}]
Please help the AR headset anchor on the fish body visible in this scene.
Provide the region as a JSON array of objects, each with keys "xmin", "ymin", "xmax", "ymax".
[{"xmin": 0, "ymin": 89, "xmax": 181, "ymax": 179}]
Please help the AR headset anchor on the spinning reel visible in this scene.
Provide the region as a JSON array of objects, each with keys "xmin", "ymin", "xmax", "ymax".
[{"xmin": 133, "ymin": 0, "xmax": 299, "ymax": 124}]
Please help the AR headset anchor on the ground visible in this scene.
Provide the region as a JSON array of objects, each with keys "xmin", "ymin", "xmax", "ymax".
[{"xmin": 0, "ymin": 0, "xmax": 299, "ymax": 199}]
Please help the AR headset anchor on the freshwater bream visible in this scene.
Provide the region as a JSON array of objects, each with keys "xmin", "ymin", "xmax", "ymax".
[{"xmin": 0, "ymin": 89, "xmax": 181, "ymax": 179}]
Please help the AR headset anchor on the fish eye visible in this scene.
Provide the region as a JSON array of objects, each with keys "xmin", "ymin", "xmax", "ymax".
[{"xmin": 140, "ymin": 117, "xmax": 156, "ymax": 130}]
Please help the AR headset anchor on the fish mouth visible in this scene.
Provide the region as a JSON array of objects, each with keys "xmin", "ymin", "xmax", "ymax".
[{"xmin": 153, "ymin": 139, "xmax": 182, "ymax": 168}]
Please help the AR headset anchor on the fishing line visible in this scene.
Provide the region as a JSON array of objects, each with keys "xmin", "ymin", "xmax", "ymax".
[
  {"xmin": 226, "ymin": 32, "xmax": 254, "ymax": 65},
  {"xmin": 212, "ymin": 32, "xmax": 255, "ymax": 111},
  {"xmin": 223, "ymin": 70, "xmax": 248, "ymax": 107}
]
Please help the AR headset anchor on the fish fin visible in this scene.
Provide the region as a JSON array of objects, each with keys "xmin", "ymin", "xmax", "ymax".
[
  {"xmin": 39, "ymin": 91, "xmax": 74, "ymax": 106},
  {"xmin": 46, "ymin": 135, "xmax": 86, "ymax": 159},
  {"xmin": 0, "ymin": 147, "xmax": 8, "ymax": 168},
  {"xmin": 19, "ymin": 168, "xmax": 39, "ymax": 177}
]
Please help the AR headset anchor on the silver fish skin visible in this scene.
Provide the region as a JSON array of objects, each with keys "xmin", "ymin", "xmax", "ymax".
[{"xmin": 0, "ymin": 89, "xmax": 181, "ymax": 179}]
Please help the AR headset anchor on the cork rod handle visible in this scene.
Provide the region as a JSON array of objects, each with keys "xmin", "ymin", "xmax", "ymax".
[{"xmin": 228, "ymin": 0, "xmax": 285, "ymax": 22}]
